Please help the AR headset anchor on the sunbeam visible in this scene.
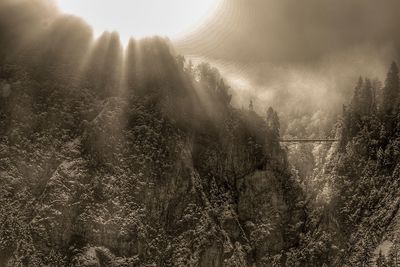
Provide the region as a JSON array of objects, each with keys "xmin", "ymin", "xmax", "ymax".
[
  {"xmin": 56, "ymin": 0, "xmax": 220, "ymax": 44},
  {"xmin": 3, "ymin": 1, "xmax": 400, "ymax": 266}
]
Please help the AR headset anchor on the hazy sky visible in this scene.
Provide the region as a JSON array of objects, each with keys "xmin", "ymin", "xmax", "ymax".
[
  {"xmin": 176, "ymin": 0, "xmax": 400, "ymax": 63},
  {"xmin": 56, "ymin": 0, "xmax": 219, "ymax": 43},
  {"xmin": 175, "ymin": 0, "xmax": 400, "ymax": 115},
  {"xmin": 4, "ymin": 0, "xmax": 400, "ymax": 119}
]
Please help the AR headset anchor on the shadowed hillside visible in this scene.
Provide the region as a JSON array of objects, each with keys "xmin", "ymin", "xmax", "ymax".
[
  {"xmin": 0, "ymin": 1, "xmax": 305, "ymax": 266},
  {"xmin": 2, "ymin": 1, "xmax": 400, "ymax": 266}
]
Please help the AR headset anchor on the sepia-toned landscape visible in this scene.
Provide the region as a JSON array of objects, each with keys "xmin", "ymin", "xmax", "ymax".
[{"xmin": 1, "ymin": 0, "xmax": 400, "ymax": 266}]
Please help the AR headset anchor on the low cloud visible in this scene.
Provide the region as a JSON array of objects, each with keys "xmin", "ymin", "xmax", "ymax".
[{"xmin": 176, "ymin": 0, "xmax": 400, "ymax": 118}]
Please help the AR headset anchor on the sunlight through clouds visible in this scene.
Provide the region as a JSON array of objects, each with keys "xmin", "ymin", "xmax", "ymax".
[{"xmin": 56, "ymin": 0, "xmax": 219, "ymax": 44}]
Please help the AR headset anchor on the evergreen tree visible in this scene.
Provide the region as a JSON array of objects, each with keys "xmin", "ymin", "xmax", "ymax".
[
  {"xmin": 381, "ymin": 61, "xmax": 399, "ymax": 117},
  {"xmin": 340, "ymin": 76, "xmax": 378, "ymax": 150},
  {"xmin": 266, "ymin": 107, "xmax": 280, "ymax": 138},
  {"xmin": 350, "ymin": 76, "xmax": 376, "ymax": 117},
  {"xmin": 342, "ymin": 77, "xmax": 364, "ymax": 144},
  {"xmin": 360, "ymin": 78, "xmax": 376, "ymax": 115},
  {"xmin": 339, "ymin": 105, "xmax": 351, "ymax": 150},
  {"xmin": 216, "ymin": 79, "xmax": 232, "ymax": 104},
  {"xmin": 351, "ymin": 76, "xmax": 364, "ymax": 115},
  {"xmin": 372, "ymin": 78, "xmax": 383, "ymax": 111},
  {"xmin": 196, "ymin": 62, "xmax": 231, "ymax": 106}
]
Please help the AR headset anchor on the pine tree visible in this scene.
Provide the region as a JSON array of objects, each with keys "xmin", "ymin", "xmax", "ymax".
[
  {"xmin": 341, "ymin": 76, "xmax": 377, "ymax": 149},
  {"xmin": 216, "ymin": 79, "xmax": 232, "ymax": 104},
  {"xmin": 350, "ymin": 77, "xmax": 375, "ymax": 116},
  {"xmin": 343, "ymin": 77, "xmax": 364, "ymax": 141},
  {"xmin": 372, "ymin": 78, "xmax": 383, "ymax": 111},
  {"xmin": 381, "ymin": 61, "xmax": 399, "ymax": 116},
  {"xmin": 339, "ymin": 105, "xmax": 351, "ymax": 150},
  {"xmin": 266, "ymin": 107, "xmax": 280, "ymax": 138},
  {"xmin": 351, "ymin": 76, "xmax": 364, "ymax": 115},
  {"xmin": 360, "ymin": 78, "xmax": 376, "ymax": 115}
]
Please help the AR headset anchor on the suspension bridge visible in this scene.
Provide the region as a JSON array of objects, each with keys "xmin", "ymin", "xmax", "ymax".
[{"xmin": 279, "ymin": 139, "xmax": 339, "ymax": 143}]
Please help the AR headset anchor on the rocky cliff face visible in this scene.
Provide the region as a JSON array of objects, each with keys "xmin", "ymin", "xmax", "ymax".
[
  {"xmin": 0, "ymin": 2, "xmax": 306, "ymax": 263},
  {"xmin": 0, "ymin": 53, "xmax": 306, "ymax": 267}
]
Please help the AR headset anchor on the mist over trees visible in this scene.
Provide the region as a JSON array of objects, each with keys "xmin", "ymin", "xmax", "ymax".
[
  {"xmin": 0, "ymin": 1, "xmax": 301, "ymax": 266},
  {"xmin": 1, "ymin": 0, "xmax": 400, "ymax": 266}
]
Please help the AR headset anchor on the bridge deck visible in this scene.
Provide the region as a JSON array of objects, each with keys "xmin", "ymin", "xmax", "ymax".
[{"xmin": 279, "ymin": 139, "xmax": 339, "ymax": 143}]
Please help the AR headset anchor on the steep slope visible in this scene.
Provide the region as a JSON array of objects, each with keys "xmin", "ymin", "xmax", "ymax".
[
  {"xmin": 282, "ymin": 70, "xmax": 400, "ymax": 266},
  {"xmin": 0, "ymin": 3, "xmax": 306, "ymax": 265},
  {"xmin": 0, "ymin": 68, "xmax": 305, "ymax": 266}
]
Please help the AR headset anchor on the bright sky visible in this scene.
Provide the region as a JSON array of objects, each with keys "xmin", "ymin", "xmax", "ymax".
[{"xmin": 56, "ymin": 0, "xmax": 219, "ymax": 44}]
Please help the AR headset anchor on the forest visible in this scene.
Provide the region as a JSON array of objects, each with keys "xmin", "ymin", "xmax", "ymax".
[{"xmin": 1, "ymin": 0, "xmax": 400, "ymax": 266}]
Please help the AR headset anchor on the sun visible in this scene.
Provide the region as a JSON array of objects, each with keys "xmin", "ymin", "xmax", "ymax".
[{"xmin": 56, "ymin": 0, "xmax": 219, "ymax": 44}]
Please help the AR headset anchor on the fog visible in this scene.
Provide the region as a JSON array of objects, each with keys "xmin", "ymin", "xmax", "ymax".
[
  {"xmin": 3, "ymin": 0, "xmax": 399, "ymax": 135},
  {"xmin": 175, "ymin": 0, "xmax": 400, "ymax": 124}
]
